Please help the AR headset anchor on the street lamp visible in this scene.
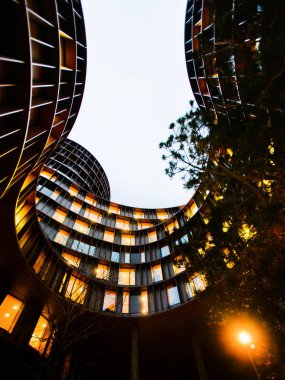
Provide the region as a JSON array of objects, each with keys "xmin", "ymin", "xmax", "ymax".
[{"xmin": 237, "ymin": 330, "xmax": 261, "ymax": 380}]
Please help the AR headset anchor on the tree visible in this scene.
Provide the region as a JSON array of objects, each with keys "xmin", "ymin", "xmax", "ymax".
[{"xmin": 160, "ymin": 1, "xmax": 285, "ymax": 377}]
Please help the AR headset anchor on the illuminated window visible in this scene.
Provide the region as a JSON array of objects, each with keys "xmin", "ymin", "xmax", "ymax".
[
  {"xmin": 103, "ymin": 230, "xmax": 114, "ymax": 243},
  {"xmin": 161, "ymin": 245, "xmax": 170, "ymax": 257},
  {"xmin": 156, "ymin": 210, "xmax": 168, "ymax": 220},
  {"xmin": 122, "ymin": 292, "xmax": 129, "ymax": 314},
  {"xmin": 68, "ymin": 185, "xmax": 78, "ymax": 197},
  {"xmin": 85, "ymin": 194, "xmax": 96, "ymax": 206},
  {"xmin": 125, "ymin": 253, "xmax": 130, "ymax": 263},
  {"xmin": 111, "ymin": 251, "xmax": 120, "ymax": 262},
  {"xmin": 118, "ymin": 268, "xmax": 135, "ymax": 285},
  {"xmin": 193, "ymin": 275, "xmax": 206, "ymax": 292},
  {"xmin": 96, "ymin": 264, "xmax": 110, "ymax": 280},
  {"xmin": 172, "ymin": 256, "xmax": 186, "ymax": 275},
  {"xmin": 137, "ymin": 221, "xmax": 153, "ymax": 230},
  {"xmin": 167, "ymin": 285, "xmax": 180, "ymax": 306},
  {"xmin": 62, "ymin": 252, "xmax": 80, "ymax": 268},
  {"xmin": 54, "ymin": 229, "xmax": 69, "ymax": 245},
  {"xmin": 165, "ymin": 220, "xmax": 179, "ymax": 234},
  {"xmin": 51, "ymin": 189, "xmax": 60, "ymax": 200},
  {"xmin": 33, "ymin": 251, "xmax": 47, "ymax": 274},
  {"xmin": 65, "ymin": 275, "xmax": 87, "ymax": 304},
  {"xmin": 141, "ymin": 290, "xmax": 148, "ymax": 314},
  {"xmin": 84, "ymin": 208, "xmax": 101, "ymax": 223},
  {"xmin": 185, "ymin": 281, "xmax": 195, "ymax": 298},
  {"xmin": 70, "ymin": 201, "xmax": 82, "ymax": 213},
  {"xmin": 109, "ymin": 204, "xmax": 120, "ymax": 215},
  {"xmin": 148, "ymin": 230, "xmax": 157, "ymax": 243},
  {"xmin": 40, "ymin": 169, "xmax": 53, "ymax": 180},
  {"xmin": 0, "ymin": 295, "xmax": 23, "ymax": 333},
  {"xmin": 116, "ymin": 218, "xmax": 130, "ymax": 230},
  {"xmin": 103, "ymin": 290, "xmax": 116, "ymax": 312},
  {"xmin": 133, "ymin": 210, "xmax": 144, "ymax": 219},
  {"xmin": 152, "ymin": 264, "xmax": 163, "ymax": 282},
  {"xmin": 73, "ymin": 219, "xmax": 90, "ymax": 234},
  {"xmin": 141, "ymin": 251, "xmax": 145, "ymax": 263},
  {"xmin": 181, "ymin": 234, "xmax": 189, "ymax": 244},
  {"xmin": 185, "ymin": 201, "xmax": 198, "ymax": 220},
  {"xmin": 29, "ymin": 315, "xmax": 50, "ymax": 355},
  {"xmin": 121, "ymin": 233, "xmax": 135, "ymax": 246},
  {"xmin": 52, "ymin": 208, "xmax": 67, "ymax": 223}
]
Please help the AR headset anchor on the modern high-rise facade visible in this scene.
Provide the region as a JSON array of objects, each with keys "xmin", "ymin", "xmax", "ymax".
[{"xmin": 0, "ymin": 0, "xmax": 277, "ymax": 379}]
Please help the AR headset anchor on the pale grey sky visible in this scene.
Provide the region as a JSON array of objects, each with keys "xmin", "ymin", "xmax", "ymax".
[{"xmin": 69, "ymin": 0, "xmax": 194, "ymax": 208}]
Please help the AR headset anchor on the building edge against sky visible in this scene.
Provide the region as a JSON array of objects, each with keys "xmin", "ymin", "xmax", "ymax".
[{"xmin": 0, "ymin": 0, "xmax": 274, "ymax": 379}]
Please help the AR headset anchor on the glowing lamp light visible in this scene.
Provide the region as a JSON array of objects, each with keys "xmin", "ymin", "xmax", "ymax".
[
  {"xmin": 42, "ymin": 323, "xmax": 47, "ymax": 328},
  {"xmin": 13, "ymin": 305, "xmax": 18, "ymax": 310},
  {"xmin": 251, "ymin": 343, "xmax": 255, "ymax": 349},
  {"xmin": 238, "ymin": 331, "xmax": 251, "ymax": 345},
  {"xmin": 4, "ymin": 313, "xmax": 10, "ymax": 318}
]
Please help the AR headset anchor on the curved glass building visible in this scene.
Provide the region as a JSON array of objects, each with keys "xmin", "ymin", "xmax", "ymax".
[{"xmin": 0, "ymin": 0, "xmax": 275, "ymax": 379}]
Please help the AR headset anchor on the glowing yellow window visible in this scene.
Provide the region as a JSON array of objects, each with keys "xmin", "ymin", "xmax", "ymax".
[
  {"xmin": 96, "ymin": 264, "xmax": 110, "ymax": 280},
  {"xmin": 138, "ymin": 221, "xmax": 153, "ymax": 230},
  {"xmin": 121, "ymin": 233, "xmax": 135, "ymax": 246},
  {"xmin": 103, "ymin": 290, "xmax": 117, "ymax": 312},
  {"xmin": 148, "ymin": 230, "xmax": 157, "ymax": 243},
  {"xmin": 68, "ymin": 185, "xmax": 78, "ymax": 197},
  {"xmin": 141, "ymin": 291, "xmax": 148, "ymax": 314},
  {"xmin": 65, "ymin": 275, "xmax": 87, "ymax": 304},
  {"xmin": 122, "ymin": 291, "xmax": 130, "ymax": 314},
  {"xmin": 62, "ymin": 252, "xmax": 80, "ymax": 268},
  {"xmin": 165, "ymin": 220, "xmax": 179, "ymax": 234},
  {"xmin": 133, "ymin": 210, "xmax": 144, "ymax": 219},
  {"xmin": 51, "ymin": 189, "xmax": 60, "ymax": 200},
  {"xmin": 152, "ymin": 264, "xmax": 163, "ymax": 282},
  {"xmin": 41, "ymin": 169, "xmax": 53, "ymax": 180},
  {"xmin": 184, "ymin": 201, "xmax": 198, "ymax": 220},
  {"xmin": 84, "ymin": 208, "xmax": 102, "ymax": 223},
  {"xmin": 52, "ymin": 208, "xmax": 67, "ymax": 223},
  {"xmin": 193, "ymin": 275, "xmax": 207, "ymax": 292},
  {"xmin": 109, "ymin": 204, "xmax": 120, "ymax": 215},
  {"xmin": 156, "ymin": 210, "xmax": 168, "ymax": 220},
  {"xmin": 172, "ymin": 256, "xmax": 186, "ymax": 275},
  {"xmin": 104, "ymin": 230, "xmax": 114, "ymax": 243},
  {"xmin": 85, "ymin": 194, "xmax": 96, "ymax": 206},
  {"xmin": 29, "ymin": 315, "xmax": 50, "ymax": 355},
  {"xmin": 33, "ymin": 251, "xmax": 47, "ymax": 274},
  {"xmin": 54, "ymin": 229, "xmax": 69, "ymax": 245},
  {"xmin": 73, "ymin": 219, "xmax": 90, "ymax": 234},
  {"xmin": 0, "ymin": 295, "xmax": 23, "ymax": 333},
  {"xmin": 118, "ymin": 268, "xmax": 135, "ymax": 285},
  {"xmin": 70, "ymin": 201, "xmax": 82, "ymax": 213},
  {"xmin": 116, "ymin": 218, "xmax": 130, "ymax": 230}
]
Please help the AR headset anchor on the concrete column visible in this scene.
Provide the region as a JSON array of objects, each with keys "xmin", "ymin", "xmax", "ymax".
[
  {"xmin": 131, "ymin": 323, "xmax": 139, "ymax": 380},
  {"xmin": 192, "ymin": 334, "xmax": 208, "ymax": 380}
]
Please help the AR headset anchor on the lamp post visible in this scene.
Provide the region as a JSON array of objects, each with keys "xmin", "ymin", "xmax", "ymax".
[{"xmin": 238, "ymin": 331, "xmax": 262, "ymax": 380}]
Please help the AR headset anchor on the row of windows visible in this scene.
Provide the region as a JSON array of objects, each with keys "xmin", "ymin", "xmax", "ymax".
[
  {"xmin": 51, "ymin": 214, "xmax": 180, "ymax": 246},
  {"xmin": 53, "ymin": 229, "xmax": 172, "ymax": 261},
  {"xmin": 40, "ymin": 169, "xmax": 181, "ymax": 221},
  {"xmin": 59, "ymin": 273, "xmax": 207, "ymax": 314},
  {"xmin": 59, "ymin": 252, "xmax": 186, "ymax": 285}
]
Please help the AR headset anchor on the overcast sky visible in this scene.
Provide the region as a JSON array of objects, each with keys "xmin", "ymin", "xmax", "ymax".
[{"xmin": 69, "ymin": 0, "xmax": 194, "ymax": 208}]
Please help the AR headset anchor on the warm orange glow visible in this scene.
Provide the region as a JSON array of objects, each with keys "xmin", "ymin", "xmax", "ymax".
[
  {"xmin": 148, "ymin": 230, "xmax": 157, "ymax": 243},
  {"xmin": 156, "ymin": 210, "xmax": 168, "ymax": 220},
  {"xmin": 29, "ymin": 315, "xmax": 51, "ymax": 355},
  {"xmin": 62, "ymin": 252, "xmax": 80, "ymax": 268},
  {"xmin": 238, "ymin": 331, "xmax": 251, "ymax": 345},
  {"xmin": 103, "ymin": 229, "xmax": 114, "ymax": 243},
  {"xmin": 68, "ymin": 185, "xmax": 78, "ymax": 197},
  {"xmin": 84, "ymin": 207, "xmax": 101, "ymax": 223},
  {"xmin": 0, "ymin": 295, "xmax": 23, "ymax": 333}
]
